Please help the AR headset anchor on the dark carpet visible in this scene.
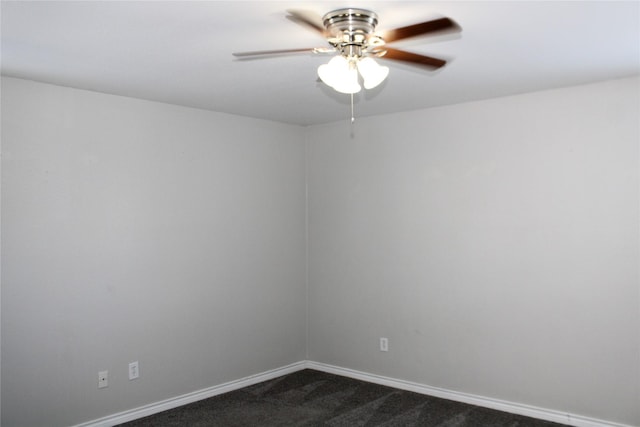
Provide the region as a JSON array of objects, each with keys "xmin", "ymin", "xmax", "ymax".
[{"xmin": 118, "ymin": 369, "xmax": 568, "ymax": 426}]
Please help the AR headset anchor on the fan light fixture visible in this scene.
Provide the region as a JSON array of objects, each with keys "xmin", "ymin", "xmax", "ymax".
[
  {"xmin": 317, "ymin": 55, "xmax": 389, "ymax": 94},
  {"xmin": 315, "ymin": 9, "xmax": 390, "ymax": 94}
]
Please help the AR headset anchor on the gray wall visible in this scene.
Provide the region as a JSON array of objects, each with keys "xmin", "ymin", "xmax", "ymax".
[
  {"xmin": 1, "ymin": 77, "xmax": 307, "ymax": 426},
  {"xmin": 2, "ymin": 76, "xmax": 639, "ymax": 427},
  {"xmin": 306, "ymin": 77, "xmax": 639, "ymax": 426}
]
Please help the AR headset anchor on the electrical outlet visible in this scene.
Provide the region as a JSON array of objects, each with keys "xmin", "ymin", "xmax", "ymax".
[
  {"xmin": 98, "ymin": 370, "xmax": 108, "ymax": 389},
  {"xmin": 380, "ymin": 337, "xmax": 389, "ymax": 352},
  {"xmin": 129, "ymin": 361, "xmax": 139, "ymax": 380}
]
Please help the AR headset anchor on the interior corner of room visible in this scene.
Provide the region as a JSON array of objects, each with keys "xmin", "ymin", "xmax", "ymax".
[{"xmin": 1, "ymin": 2, "xmax": 639, "ymax": 427}]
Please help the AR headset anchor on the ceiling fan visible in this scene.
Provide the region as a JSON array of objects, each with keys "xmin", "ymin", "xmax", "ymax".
[{"xmin": 233, "ymin": 8, "xmax": 461, "ymax": 95}]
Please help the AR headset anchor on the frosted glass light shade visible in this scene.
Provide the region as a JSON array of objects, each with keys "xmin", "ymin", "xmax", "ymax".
[
  {"xmin": 331, "ymin": 66, "xmax": 361, "ymax": 94},
  {"xmin": 357, "ymin": 57, "xmax": 389, "ymax": 90},
  {"xmin": 318, "ymin": 56, "xmax": 347, "ymax": 87},
  {"xmin": 318, "ymin": 56, "xmax": 361, "ymax": 94}
]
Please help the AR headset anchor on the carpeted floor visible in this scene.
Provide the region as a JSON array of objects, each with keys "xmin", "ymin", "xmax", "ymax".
[{"xmin": 118, "ymin": 369, "xmax": 568, "ymax": 426}]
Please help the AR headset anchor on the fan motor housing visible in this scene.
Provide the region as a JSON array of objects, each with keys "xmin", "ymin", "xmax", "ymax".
[{"xmin": 323, "ymin": 8, "xmax": 378, "ymax": 37}]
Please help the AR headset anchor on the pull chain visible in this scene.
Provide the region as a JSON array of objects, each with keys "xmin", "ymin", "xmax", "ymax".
[{"xmin": 350, "ymin": 93, "xmax": 355, "ymax": 124}]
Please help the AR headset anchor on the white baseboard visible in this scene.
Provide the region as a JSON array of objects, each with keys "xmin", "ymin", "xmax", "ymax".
[
  {"xmin": 304, "ymin": 361, "xmax": 634, "ymax": 427},
  {"xmin": 75, "ymin": 360, "xmax": 634, "ymax": 427},
  {"xmin": 73, "ymin": 361, "xmax": 307, "ymax": 427}
]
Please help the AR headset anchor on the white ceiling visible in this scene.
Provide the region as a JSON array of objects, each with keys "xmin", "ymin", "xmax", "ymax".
[{"xmin": 2, "ymin": 1, "xmax": 639, "ymax": 126}]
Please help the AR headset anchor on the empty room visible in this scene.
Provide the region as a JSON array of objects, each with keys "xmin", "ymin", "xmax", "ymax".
[{"xmin": 1, "ymin": 1, "xmax": 638, "ymax": 426}]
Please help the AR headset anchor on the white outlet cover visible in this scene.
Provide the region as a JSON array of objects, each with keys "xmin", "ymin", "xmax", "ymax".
[
  {"xmin": 129, "ymin": 361, "xmax": 139, "ymax": 380},
  {"xmin": 98, "ymin": 370, "xmax": 108, "ymax": 388}
]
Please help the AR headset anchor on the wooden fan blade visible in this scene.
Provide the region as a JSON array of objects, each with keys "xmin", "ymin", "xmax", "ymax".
[
  {"xmin": 286, "ymin": 9, "xmax": 326, "ymax": 36},
  {"xmin": 379, "ymin": 47, "xmax": 447, "ymax": 69},
  {"xmin": 381, "ymin": 17, "xmax": 458, "ymax": 43},
  {"xmin": 233, "ymin": 48, "xmax": 318, "ymax": 58}
]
